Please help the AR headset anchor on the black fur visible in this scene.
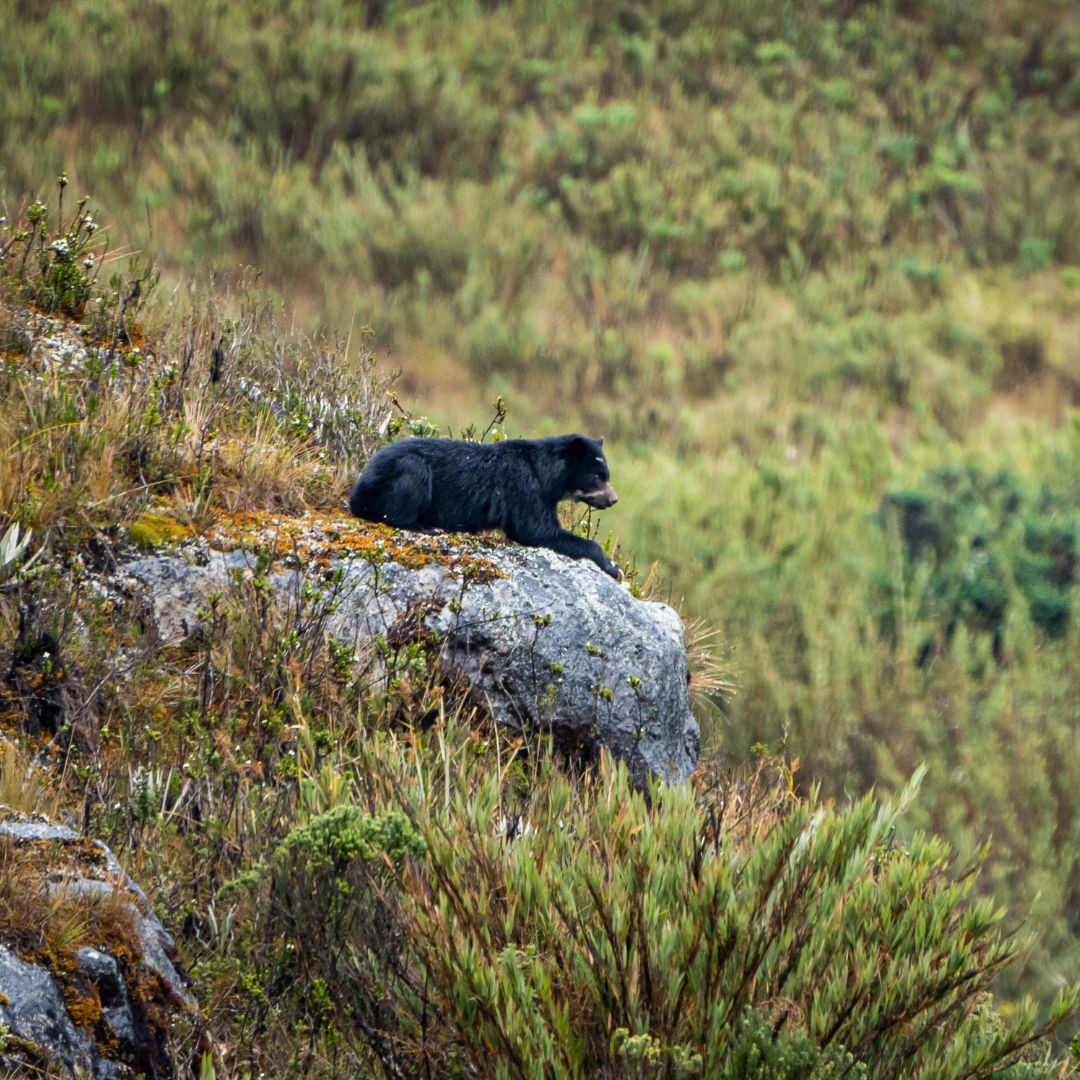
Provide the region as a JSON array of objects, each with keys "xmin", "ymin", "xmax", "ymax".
[{"xmin": 349, "ymin": 434, "xmax": 621, "ymax": 578}]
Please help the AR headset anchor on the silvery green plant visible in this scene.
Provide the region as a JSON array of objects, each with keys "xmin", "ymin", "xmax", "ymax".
[{"xmin": 0, "ymin": 522, "xmax": 34, "ymax": 583}]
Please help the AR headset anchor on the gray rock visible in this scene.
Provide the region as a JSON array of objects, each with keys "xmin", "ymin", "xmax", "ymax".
[
  {"xmin": 0, "ymin": 806, "xmax": 197, "ymax": 1077},
  {"xmin": 0, "ymin": 811, "xmax": 192, "ymax": 1009},
  {"xmin": 120, "ymin": 520, "xmax": 699, "ymax": 785},
  {"xmin": 0, "ymin": 945, "xmax": 99, "ymax": 1078},
  {"xmin": 122, "ymin": 547, "xmax": 255, "ymax": 642}
]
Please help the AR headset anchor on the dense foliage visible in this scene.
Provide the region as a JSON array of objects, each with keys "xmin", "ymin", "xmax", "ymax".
[
  {"xmin": 2, "ymin": 0, "xmax": 1079, "ymax": 1066},
  {"xmin": 877, "ymin": 466, "xmax": 1078, "ymax": 659},
  {"xmin": 254, "ymin": 735, "xmax": 1079, "ymax": 1077}
]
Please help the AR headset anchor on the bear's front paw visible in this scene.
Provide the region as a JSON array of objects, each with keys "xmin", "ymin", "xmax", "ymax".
[{"xmin": 605, "ymin": 560, "xmax": 624, "ymax": 581}]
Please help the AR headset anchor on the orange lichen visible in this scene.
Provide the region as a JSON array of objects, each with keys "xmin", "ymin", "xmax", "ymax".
[
  {"xmin": 63, "ymin": 986, "xmax": 103, "ymax": 1029},
  {"xmin": 205, "ymin": 508, "xmax": 507, "ymax": 582}
]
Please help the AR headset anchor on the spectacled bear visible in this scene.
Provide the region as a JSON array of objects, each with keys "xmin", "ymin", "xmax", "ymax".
[{"xmin": 349, "ymin": 434, "xmax": 622, "ymax": 578}]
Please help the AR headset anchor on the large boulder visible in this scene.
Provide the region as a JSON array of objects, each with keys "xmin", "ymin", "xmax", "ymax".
[
  {"xmin": 118, "ymin": 512, "xmax": 699, "ymax": 785},
  {"xmin": 0, "ymin": 806, "xmax": 197, "ymax": 1078}
]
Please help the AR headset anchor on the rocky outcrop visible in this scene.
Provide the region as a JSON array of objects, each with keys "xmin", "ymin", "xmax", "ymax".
[
  {"xmin": 118, "ymin": 511, "xmax": 699, "ymax": 785},
  {"xmin": 0, "ymin": 806, "xmax": 197, "ymax": 1078},
  {"xmin": 2, "ymin": 311, "xmax": 698, "ymax": 784}
]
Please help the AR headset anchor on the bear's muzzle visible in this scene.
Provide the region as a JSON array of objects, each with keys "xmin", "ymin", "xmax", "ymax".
[{"xmin": 575, "ymin": 482, "xmax": 618, "ymax": 509}]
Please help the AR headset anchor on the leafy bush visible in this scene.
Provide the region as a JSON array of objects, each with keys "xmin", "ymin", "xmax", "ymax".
[
  {"xmin": 243, "ymin": 731, "xmax": 1079, "ymax": 1077},
  {"xmin": 0, "ymin": 175, "xmax": 150, "ymax": 333},
  {"xmin": 878, "ymin": 467, "xmax": 1079, "ymax": 661},
  {"xmin": 614, "ymin": 424, "xmax": 1080, "ymax": 1035}
]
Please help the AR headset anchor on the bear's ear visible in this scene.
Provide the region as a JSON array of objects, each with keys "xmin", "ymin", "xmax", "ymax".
[{"xmin": 571, "ymin": 434, "xmax": 603, "ymax": 448}]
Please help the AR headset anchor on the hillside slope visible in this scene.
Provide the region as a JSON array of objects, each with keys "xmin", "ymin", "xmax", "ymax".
[
  {"xmin": 2, "ymin": 0, "xmax": 1079, "ymax": 1050},
  {"xmin": 0, "ymin": 235, "xmax": 1077, "ymax": 1073}
]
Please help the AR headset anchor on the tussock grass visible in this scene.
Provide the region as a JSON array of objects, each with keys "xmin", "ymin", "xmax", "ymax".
[
  {"xmin": 0, "ymin": 743, "xmax": 60, "ymax": 820},
  {"xmin": 0, "ymin": 184, "xmax": 393, "ymax": 544}
]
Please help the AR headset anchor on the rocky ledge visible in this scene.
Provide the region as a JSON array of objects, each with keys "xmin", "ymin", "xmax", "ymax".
[{"xmin": 118, "ymin": 510, "xmax": 699, "ymax": 786}]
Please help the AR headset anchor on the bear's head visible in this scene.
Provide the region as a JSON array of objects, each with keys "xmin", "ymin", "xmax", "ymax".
[{"xmin": 565, "ymin": 435, "xmax": 618, "ymax": 509}]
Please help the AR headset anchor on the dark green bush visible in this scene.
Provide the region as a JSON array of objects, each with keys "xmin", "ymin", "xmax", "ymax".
[{"xmin": 878, "ymin": 467, "xmax": 1079, "ymax": 661}]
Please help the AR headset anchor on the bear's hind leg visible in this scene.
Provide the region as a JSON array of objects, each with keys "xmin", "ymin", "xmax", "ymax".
[
  {"xmin": 350, "ymin": 454, "xmax": 433, "ymax": 527},
  {"xmin": 374, "ymin": 459, "xmax": 433, "ymax": 528}
]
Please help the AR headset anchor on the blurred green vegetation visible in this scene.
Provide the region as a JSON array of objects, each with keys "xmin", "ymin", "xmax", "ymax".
[{"xmin": 2, "ymin": 0, "xmax": 1079, "ymax": 1043}]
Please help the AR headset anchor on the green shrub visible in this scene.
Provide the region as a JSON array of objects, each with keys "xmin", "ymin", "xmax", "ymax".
[
  {"xmin": 878, "ymin": 467, "xmax": 1079, "ymax": 660},
  {"xmin": 253, "ymin": 731, "xmax": 1079, "ymax": 1076},
  {"xmin": 0, "ymin": 175, "xmax": 144, "ymax": 328},
  {"xmin": 271, "ymin": 804, "xmax": 425, "ymax": 938}
]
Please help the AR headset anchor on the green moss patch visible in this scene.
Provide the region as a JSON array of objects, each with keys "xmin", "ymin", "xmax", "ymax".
[{"xmin": 128, "ymin": 512, "xmax": 194, "ymax": 551}]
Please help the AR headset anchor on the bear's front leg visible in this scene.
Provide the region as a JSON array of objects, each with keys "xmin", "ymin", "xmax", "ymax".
[{"xmin": 546, "ymin": 529, "xmax": 623, "ymax": 580}]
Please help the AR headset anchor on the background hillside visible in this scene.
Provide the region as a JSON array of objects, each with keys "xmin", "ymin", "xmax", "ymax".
[{"xmin": 2, "ymin": 0, "xmax": 1079, "ymax": 1041}]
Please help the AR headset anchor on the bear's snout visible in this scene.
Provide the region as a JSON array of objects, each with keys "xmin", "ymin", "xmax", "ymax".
[{"xmin": 578, "ymin": 482, "xmax": 618, "ymax": 509}]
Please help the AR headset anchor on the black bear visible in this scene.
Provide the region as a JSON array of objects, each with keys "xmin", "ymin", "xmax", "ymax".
[{"xmin": 349, "ymin": 434, "xmax": 621, "ymax": 578}]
